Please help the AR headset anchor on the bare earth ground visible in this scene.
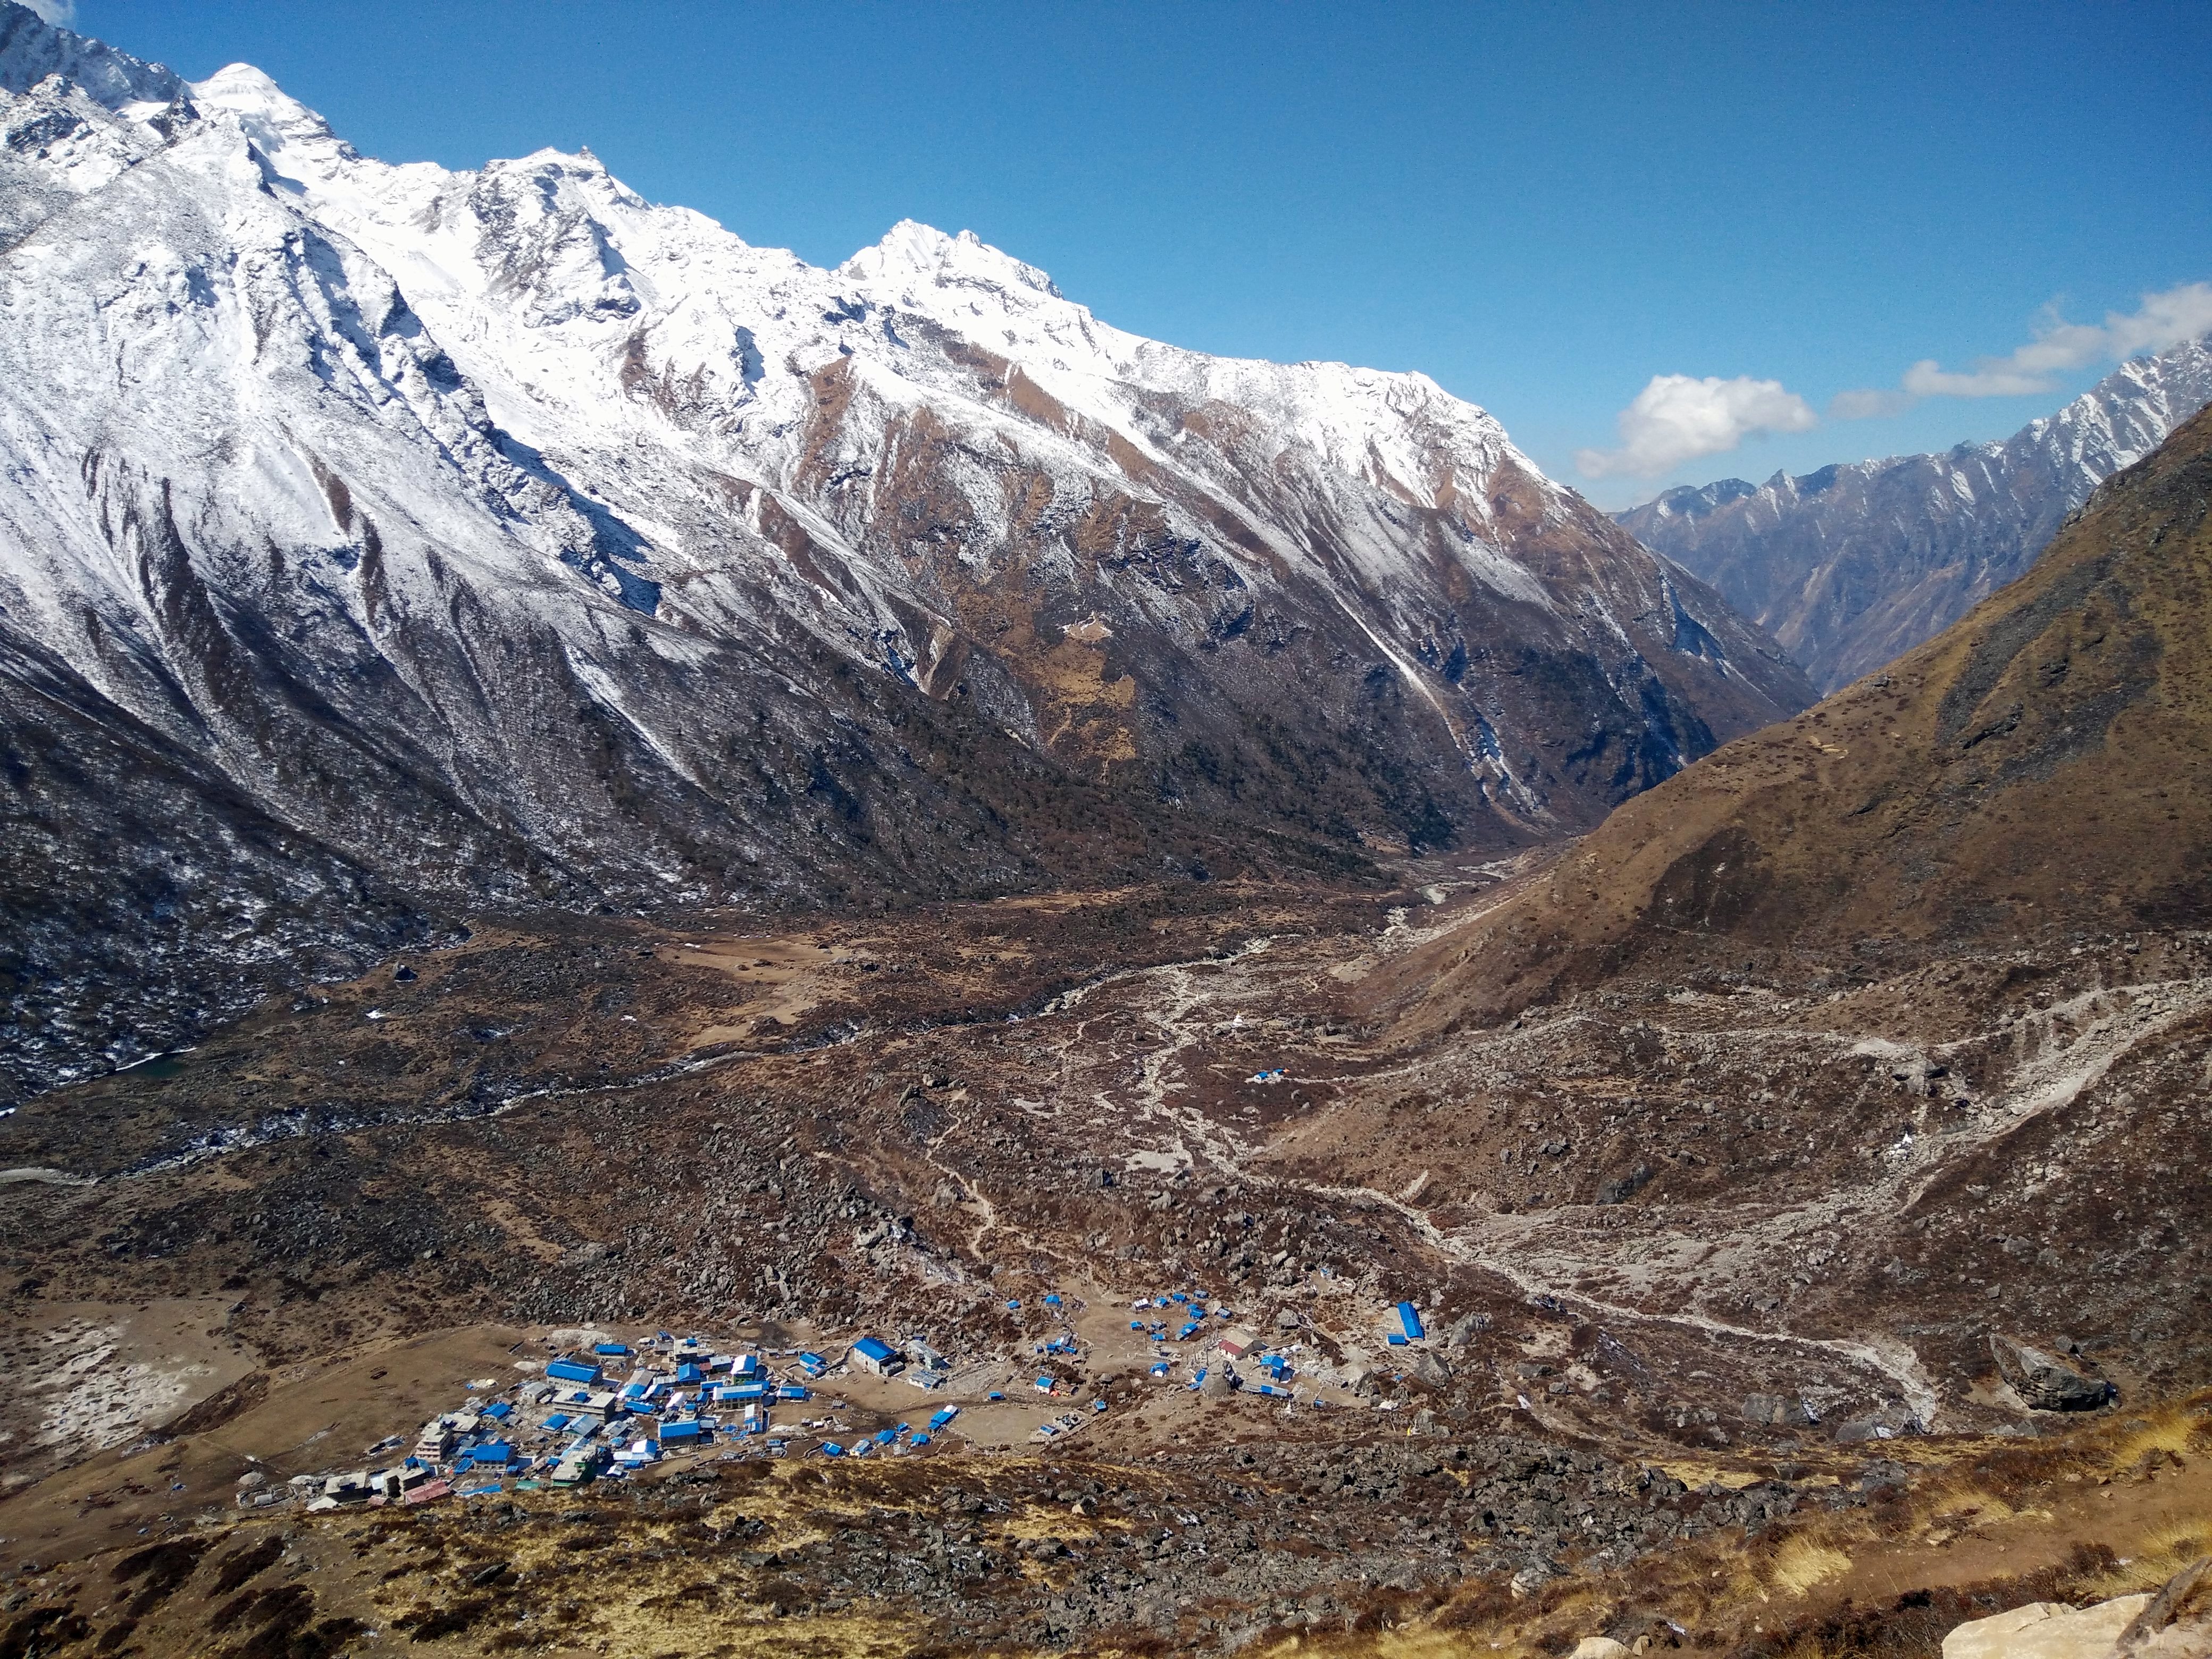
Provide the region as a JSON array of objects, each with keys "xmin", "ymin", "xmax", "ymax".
[{"xmin": 1, "ymin": 870, "xmax": 2208, "ymax": 1655}]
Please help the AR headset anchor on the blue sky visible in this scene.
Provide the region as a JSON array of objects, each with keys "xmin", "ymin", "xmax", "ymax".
[{"xmin": 59, "ymin": 0, "xmax": 2212, "ymax": 508}]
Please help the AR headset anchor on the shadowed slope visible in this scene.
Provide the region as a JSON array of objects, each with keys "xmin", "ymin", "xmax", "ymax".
[{"xmin": 1380, "ymin": 401, "xmax": 2212, "ymax": 1034}]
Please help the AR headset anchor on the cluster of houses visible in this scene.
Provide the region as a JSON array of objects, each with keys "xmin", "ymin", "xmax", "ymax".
[
  {"xmin": 277, "ymin": 1330, "xmax": 954, "ymax": 1511},
  {"xmin": 249, "ymin": 1293, "xmax": 1441, "ymax": 1513}
]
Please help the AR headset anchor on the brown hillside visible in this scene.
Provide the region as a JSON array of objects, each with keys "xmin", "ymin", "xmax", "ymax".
[{"xmin": 1376, "ymin": 400, "xmax": 2212, "ymax": 1032}]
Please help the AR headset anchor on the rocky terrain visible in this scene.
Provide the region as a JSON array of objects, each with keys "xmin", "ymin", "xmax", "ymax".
[
  {"xmin": 1, "ymin": 388, "xmax": 2210, "ymax": 1634},
  {"xmin": 4, "ymin": 7, "xmax": 2212, "ymax": 1656},
  {"xmin": 0, "ymin": 2, "xmax": 1809, "ymax": 1104},
  {"xmin": 0, "ymin": 864, "xmax": 2207, "ymax": 1655},
  {"xmin": 1619, "ymin": 334, "xmax": 2212, "ymax": 691}
]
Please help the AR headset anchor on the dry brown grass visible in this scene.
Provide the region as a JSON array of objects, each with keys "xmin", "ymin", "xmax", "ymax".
[
  {"xmin": 1767, "ymin": 1536, "xmax": 1855, "ymax": 1596},
  {"xmin": 1279, "ymin": 1393, "xmax": 2212, "ymax": 1659}
]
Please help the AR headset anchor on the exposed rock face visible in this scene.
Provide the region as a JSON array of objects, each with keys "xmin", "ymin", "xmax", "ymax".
[
  {"xmin": 0, "ymin": 3, "xmax": 1810, "ymax": 1097},
  {"xmin": 1943, "ymin": 1597, "xmax": 2156, "ymax": 1659},
  {"xmin": 1991, "ymin": 1335, "xmax": 2112, "ymax": 1412},
  {"xmin": 1742, "ymin": 1393, "xmax": 1816, "ymax": 1428},
  {"xmin": 2119, "ymin": 1557, "xmax": 2212, "ymax": 1657},
  {"xmin": 1944, "ymin": 1562, "xmax": 2212, "ymax": 1659},
  {"xmin": 1619, "ymin": 337, "xmax": 2212, "ymax": 692},
  {"xmin": 1409, "ymin": 1350, "xmax": 1453, "ymax": 1387}
]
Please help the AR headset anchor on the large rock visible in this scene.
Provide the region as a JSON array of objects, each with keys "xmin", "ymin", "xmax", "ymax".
[
  {"xmin": 1409, "ymin": 1350, "xmax": 1453, "ymax": 1387},
  {"xmin": 1991, "ymin": 1335, "xmax": 2113, "ymax": 1412},
  {"xmin": 1742, "ymin": 1393, "xmax": 1817, "ymax": 1428},
  {"xmin": 2118, "ymin": 1556, "xmax": 2212, "ymax": 1657},
  {"xmin": 1943, "ymin": 1596, "xmax": 2153, "ymax": 1659}
]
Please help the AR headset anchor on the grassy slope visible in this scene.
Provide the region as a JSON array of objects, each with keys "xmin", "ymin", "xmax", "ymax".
[{"xmin": 1373, "ymin": 403, "xmax": 2212, "ymax": 1036}]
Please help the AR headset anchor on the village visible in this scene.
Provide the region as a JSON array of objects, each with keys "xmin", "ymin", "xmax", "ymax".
[{"xmin": 255, "ymin": 1289, "xmax": 1439, "ymax": 1515}]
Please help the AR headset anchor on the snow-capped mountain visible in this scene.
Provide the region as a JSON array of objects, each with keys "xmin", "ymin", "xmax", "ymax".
[
  {"xmin": 0, "ymin": 4, "xmax": 1810, "ymax": 1094},
  {"xmin": 1618, "ymin": 338, "xmax": 2212, "ymax": 691}
]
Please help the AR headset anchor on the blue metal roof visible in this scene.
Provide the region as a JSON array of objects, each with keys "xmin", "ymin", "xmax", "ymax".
[{"xmin": 853, "ymin": 1337, "xmax": 896, "ymax": 1362}]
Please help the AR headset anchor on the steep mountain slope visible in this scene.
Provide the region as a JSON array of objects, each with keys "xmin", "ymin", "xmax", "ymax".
[
  {"xmin": 1386, "ymin": 400, "xmax": 2212, "ymax": 1026},
  {"xmin": 0, "ymin": 5, "xmax": 1808, "ymax": 1095},
  {"xmin": 1271, "ymin": 409, "xmax": 2212, "ymax": 1445},
  {"xmin": 1620, "ymin": 338, "xmax": 2212, "ymax": 690}
]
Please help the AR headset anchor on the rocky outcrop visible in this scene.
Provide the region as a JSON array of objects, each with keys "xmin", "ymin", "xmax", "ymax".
[
  {"xmin": 1945, "ymin": 1597, "xmax": 2156, "ymax": 1659},
  {"xmin": 1944, "ymin": 1560, "xmax": 2212, "ymax": 1659},
  {"xmin": 1991, "ymin": 1335, "xmax": 2113, "ymax": 1412},
  {"xmin": 2118, "ymin": 1557, "xmax": 2212, "ymax": 1657}
]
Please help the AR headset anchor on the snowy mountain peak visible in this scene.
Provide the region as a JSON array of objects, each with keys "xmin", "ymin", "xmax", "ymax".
[
  {"xmin": 842, "ymin": 217, "xmax": 1065, "ymax": 299},
  {"xmin": 0, "ymin": 8, "xmax": 1815, "ymax": 1090},
  {"xmin": 188, "ymin": 60, "xmax": 361, "ymax": 175},
  {"xmin": 1621, "ymin": 333, "xmax": 2212, "ymax": 690},
  {"xmin": 0, "ymin": 1, "xmax": 182, "ymax": 105},
  {"xmin": 191, "ymin": 62, "xmax": 328, "ymax": 135}
]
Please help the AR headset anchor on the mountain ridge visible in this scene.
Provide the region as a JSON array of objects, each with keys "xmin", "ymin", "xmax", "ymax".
[
  {"xmin": 1619, "ymin": 336, "xmax": 2212, "ymax": 691},
  {"xmin": 0, "ymin": 3, "xmax": 1810, "ymax": 1096},
  {"xmin": 1389, "ymin": 398, "xmax": 2212, "ymax": 1033}
]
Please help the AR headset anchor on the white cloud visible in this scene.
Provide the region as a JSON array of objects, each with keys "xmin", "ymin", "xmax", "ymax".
[
  {"xmin": 1835, "ymin": 280, "xmax": 2212, "ymax": 412},
  {"xmin": 1827, "ymin": 386, "xmax": 1915, "ymax": 420},
  {"xmin": 1574, "ymin": 373, "xmax": 1816, "ymax": 480},
  {"xmin": 1899, "ymin": 357, "xmax": 2052, "ymax": 399},
  {"xmin": 25, "ymin": 1, "xmax": 77, "ymax": 23}
]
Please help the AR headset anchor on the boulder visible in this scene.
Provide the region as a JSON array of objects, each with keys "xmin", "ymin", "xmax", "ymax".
[
  {"xmin": 1570, "ymin": 1641, "xmax": 1632, "ymax": 1659},
  {"xmin": 1509, "ymin": 1564, "xmax": 1554, "ymax": 1598},
  {"xmin": 2118, "ymin": 1556, "xmax": 2212, "ymax": 1656},
  {"xmin": 1743, "ymin": 1393, "xmax": 1817, "ymax": 1428},
  {"xmin": 1446, "ymin": 1311, "xmax": 1492, "ymax": 1347},
  {"xmin": 1410, "ymin": 1351, "xmax": 1453, "ymax": 1387},
  {"xmin": 1991, "ymin": 1335, "xmax": 2113, "ymax": 1412},
  {"xmin": 1597, "ymin": 1163, "xmax": 1654, "ymax": 1205},
  {"xmin": 1943, "ymin": 1596, "xmax": 2154, "ymax": 1659}
]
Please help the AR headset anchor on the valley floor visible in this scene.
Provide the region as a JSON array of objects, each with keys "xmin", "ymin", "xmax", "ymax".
[{"xmin": 2, "ymin": 866, "xmax": 2208, "ymax": 1655}]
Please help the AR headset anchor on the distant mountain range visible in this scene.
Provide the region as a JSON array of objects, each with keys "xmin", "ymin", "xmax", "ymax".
[
  {"xmin": 1618, "ymin": 337, "xmax": 2212, "ymax": 691},
  {"xmin": 1398, "ymin": 396, "xmax": 2212, "ymax": 1029},
  {"xmin": 0, "ymin": 3, "xmax": 1809, "ymax": 1094}
]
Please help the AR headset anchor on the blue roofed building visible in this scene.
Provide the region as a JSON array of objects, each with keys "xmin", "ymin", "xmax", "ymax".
[{"xmin": 850, "ymin": 1336, "xmax": 903, "ymax": 1377}]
